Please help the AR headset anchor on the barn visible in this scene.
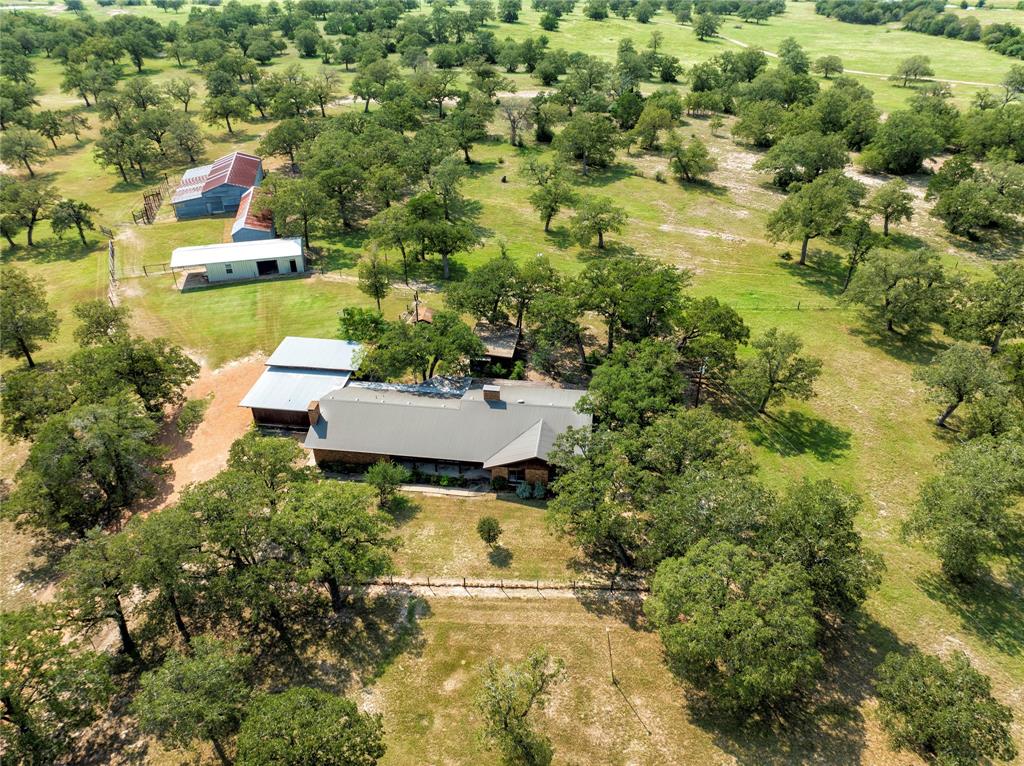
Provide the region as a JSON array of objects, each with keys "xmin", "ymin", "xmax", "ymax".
[
  {"xmin": 171, "ymin": 152, "xmax": 264, "ymax": 220},
  {"xmin": 240, "ymin": 337, "xmax": 362, "ymax": 429},
  {"xmin": 231, "ymin": 188, "xmax": 275, "ymax": 242},
  {"xmin": 170, "ymin": 237, "xmax": 304, "ymax": 290}
]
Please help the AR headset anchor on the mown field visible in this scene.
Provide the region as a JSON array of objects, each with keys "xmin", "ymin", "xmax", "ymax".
[{"xmin": 1, "ymin": 0, "xmax": 1022, "ymax": 763}]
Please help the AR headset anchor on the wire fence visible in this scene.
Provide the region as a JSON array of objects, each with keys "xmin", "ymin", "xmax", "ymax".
[{"xmin": 353, "ymin": 574, "xmax": 649, "ymax": 595}]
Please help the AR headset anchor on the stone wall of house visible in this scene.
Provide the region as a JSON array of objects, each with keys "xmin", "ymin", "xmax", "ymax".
[
  {"xmin": 524, "ymin": 465, "xmax": 551, "ymax": 486},
  {"xmin": 312, "ymin": 449, "xmax": 385, "ymax": 465}
]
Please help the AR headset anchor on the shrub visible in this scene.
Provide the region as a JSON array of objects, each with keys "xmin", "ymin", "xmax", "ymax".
[
  {"xmin": 175, "ymin": 396, "xmax": 210, "ymax": 437},
  {"xmin": 365, "ymin": 460, "xmax": 411, "ymax": 509},
  {"xmin": 516, "ymin": 482, "xmax": 533, "ymax": 499},
  {"xmin": 491, "ymin": 476, "xmax": 510, "ymax": 492},
  {"xmin": 532, "ymin": 481, "xmax": 546, "ymax": 499},
  {"xmin": 477, "ymin": 516, "xmax": 503, "ymax": 547},
  {"xmin": 510, "ymin": 360, "xmax": 526, "ymax": 380}
]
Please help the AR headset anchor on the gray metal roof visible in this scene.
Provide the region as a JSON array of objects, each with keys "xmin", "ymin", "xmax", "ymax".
[
  {"xmin": 304, "ymin": 380, "xmax": 591, "ymax": 467},
  {"xmin": 239, "ymin": 367, "xmax": 351, "ymax": 412},
  {"xmin": 266, "ymin": 337, "xmax": 362, "ymax": 372}
]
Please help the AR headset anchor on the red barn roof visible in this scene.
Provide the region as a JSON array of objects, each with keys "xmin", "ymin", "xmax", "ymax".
[
  {"xmin": 172, "ymin": 151, "xmax": 263, "ymax": 204},
  {"xmin": 203, "ymin": 151, "xmax": 262, "ymax": 192},
  {"xmin": 231, "ymin": 188, "xmax": 274, "ymax": 236}
]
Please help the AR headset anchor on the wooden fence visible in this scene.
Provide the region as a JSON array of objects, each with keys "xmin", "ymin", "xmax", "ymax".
[{"xmin": 131, "ymin": 174, "xmax": 172, "ymax": 225}]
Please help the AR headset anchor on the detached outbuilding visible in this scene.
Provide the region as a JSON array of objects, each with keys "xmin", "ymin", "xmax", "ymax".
[
  {"xmin": 240, "ymin": 336, "xmax": 362, "ymax": 429},
  {"xmin": 171, "ymin": 151, "xmax": 264, "ymax": 220},
  {"xmin": 231, "ymin": 188, "xmax": 275, "ymax": 243},
  {"xmin": 170, "ymin": 237, "xmax": 304, "ymax": 290},
  {"xmin": 474, "ymin": 321, "xmax": 522, "ymax": 364}
]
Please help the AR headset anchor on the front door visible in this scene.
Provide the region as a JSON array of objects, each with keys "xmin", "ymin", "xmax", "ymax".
[
  {"xmin": 289, "ymin": 259, "xmax": 298, "ymax": 273},
  {"xmin": 256, "ymin": 260, "xmax": 279, "ymax": 276}
]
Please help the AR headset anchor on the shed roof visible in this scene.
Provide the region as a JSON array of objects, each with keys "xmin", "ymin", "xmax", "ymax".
[
  {"xmin": 474, "ymin": 322, "xmax": 521, "ymax": 359},
  {"xmin": 170, "ymin": 237, "xmax": 303, "ymax": 269},
  {"xmin": 266, "ymin": 337, "xmax": 362, "ymax": 372},
  {"xmin": 304, "ymin": 380, "xmax": 590, "ymax": 467},
  {"xmin": 231, "ymin": 188, "xmax": 274, "ymax": 236},
  {"xmin": 171, "ymin": 152, "xmax": 262, "ymax": 204},
  {"xmin": 240, "ymin": 367, "xmax": 351, "ymax": 412}
]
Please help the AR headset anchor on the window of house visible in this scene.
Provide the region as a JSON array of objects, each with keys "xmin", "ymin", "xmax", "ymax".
[
  {"xmin": 508, "ymin": 468, "xmax": 525, "ymax": 483},
  {"xmin": 225, "ymin": 263, "xmax": 233, "ymax": 274}
]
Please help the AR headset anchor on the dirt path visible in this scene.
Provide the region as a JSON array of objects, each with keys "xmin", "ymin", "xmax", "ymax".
[
  {"xmin": 147, "ymin": 355, "xmax": 266, "ymax": 510},
  {"xmin": 718, "ymin": 35, "xmax": 1001, "ymax": 88}
]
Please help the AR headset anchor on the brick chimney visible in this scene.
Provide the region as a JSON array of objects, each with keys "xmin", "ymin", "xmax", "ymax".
[
  {"xmin": 483, "ymin": 384, "xmax": 501, "ymax": 402},
  {"xmin": 307, "ymin": 400, "xmax": 320, "ymax": 426}
]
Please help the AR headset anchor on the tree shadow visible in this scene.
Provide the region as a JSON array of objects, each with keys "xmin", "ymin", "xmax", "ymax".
[
  {"xmin": 575, "ymin": 162, "xmax": 634, "ymax": 188},
  {"xmin": 576, "ymin": 242, "xmax": 639, "ymax": 263},
  {"xmin": 946, "ymin": 225, "xmax": 1024, "ymax": 262},
  {"xmin": 464, "ymin": 158, "xmax": 500, "ymax": 178},
  {"xmin": 849, "ymin": 324, "xmax": 947, "ymax": 366},
  {"xmin": 14, "ymin": 534, "xmax": 74, "ymax": 594},
  {"xmin": 316, "ymin": 244, "xmax": 361, "ymax": 272},
  {"xmin": 918, "ymin": 572, "xmax": 1024, "ymax": 657},
  {"xmin": 778, "ymin": 250, "xmax": 845, "ymax": 299},
  {"xmin": 386, "ymin": 494, "xmax": 423, "ymax": 527},
  {"xmin": 576, "ymin": 588, "xmax": 649, "ymax": 630},
  {"xmin": 748, "ymin": 410, "xmax": 852, "ymax": 462},
  {"xmin": 690, "ymin": 614, "xmax": 912, "ymax": 766},
  {"xmin": 882, "ymin": 232, "xmax": 929, "ymax": 251},
  {"xmin": 108, "ymin": 179, "xmax": 152, "ymax": 194},
  {"xmin": 543, "ymin": 225, "xmax": 574, "ymax": 250},
  {"xmin": 74, "ymin": 673, "xmax": 151, "ymax": 766},
  {"xmin": 488, "ymin": 545, "xmax": 513, "ymax": 568},
  {"xmin": 678, "ymin": 176, "xmax": 730, "ymax": 197},
  {"xmin": 3, "ymin": 237, "xmax": 98, "ymax": 264},
  {"xmin": 260, "ymin": 589, "xmax": 432, "ymax": 692}
]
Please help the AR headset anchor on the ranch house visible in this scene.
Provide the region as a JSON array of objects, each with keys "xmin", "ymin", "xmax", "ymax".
[{"xmin": 303, "ymin": 378, "xmax": 591, "ymax": 487}]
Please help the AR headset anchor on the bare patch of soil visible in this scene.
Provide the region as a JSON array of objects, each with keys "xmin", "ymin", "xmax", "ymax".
[{"xmin": 147, "ymin": 355, "xmax": 266, "ymax": 509}]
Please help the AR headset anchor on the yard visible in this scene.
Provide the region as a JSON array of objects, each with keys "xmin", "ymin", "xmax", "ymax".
[{"xmin": 1, "ymin": 0, "xmax": 1022, "ymax": 761}]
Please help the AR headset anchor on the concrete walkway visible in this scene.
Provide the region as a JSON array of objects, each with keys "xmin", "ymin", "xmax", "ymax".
[{"xmin": 397, "ymin": 483, "xmax": 493, "ymax": 498}]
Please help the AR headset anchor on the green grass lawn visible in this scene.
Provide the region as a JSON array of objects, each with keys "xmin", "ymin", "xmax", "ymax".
[{"xmin": 389, "ymin": 494, "xmax": 580, "ymax": 581}]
